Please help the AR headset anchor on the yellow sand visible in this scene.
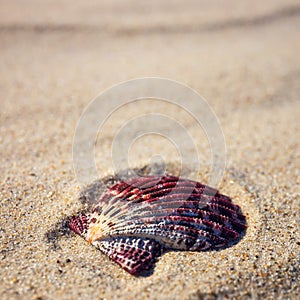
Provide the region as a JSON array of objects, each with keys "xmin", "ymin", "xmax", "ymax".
[{"xmin": 0, "ymin": 1, "xmax": 299, "ymax": 299}]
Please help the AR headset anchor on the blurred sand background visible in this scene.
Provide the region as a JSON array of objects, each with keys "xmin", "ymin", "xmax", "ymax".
[{"xmin": 0, "ymin": 1, "xmax": 299, "ymax": 299}]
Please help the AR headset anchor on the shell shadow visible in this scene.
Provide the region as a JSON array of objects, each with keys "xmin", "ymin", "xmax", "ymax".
[{"xmin": 45, "ymin": 162, "xmax": 248, "ymax": 276}]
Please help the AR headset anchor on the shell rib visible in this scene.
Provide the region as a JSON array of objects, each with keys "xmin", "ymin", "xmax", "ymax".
[{"xmin": 69, "ymin": 175, "xmax": 247, "ymax": 275}]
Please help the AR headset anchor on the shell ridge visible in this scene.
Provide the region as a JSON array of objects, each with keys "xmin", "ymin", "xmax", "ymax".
[
  {"xmin": 100, "ymin": 217, "xmax": 229, "ymax": 248},
  {"xmin": 95, "ymin": 236, "xmax": 162, "ymax": 275},
  {"xmin": 98, "ymin": 204, "xmax": 246, "ymax": 242},
  {"xmin": 101, "ymin": 197, "xmax": 244, "ymax": 226},
  {"xmin": 98, "ymin": 204, "xmax": 246, "ymax": 239}
]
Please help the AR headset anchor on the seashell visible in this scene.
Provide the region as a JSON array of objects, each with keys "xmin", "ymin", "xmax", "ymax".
[{"xmin": 69, "ymin": 175, "xmax": 247, "ymax": 275}]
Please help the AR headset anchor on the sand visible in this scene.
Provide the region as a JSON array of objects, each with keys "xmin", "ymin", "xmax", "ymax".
[{"xmin": 0, "ymin": 1, "xmax": 299, "ymax": 299}]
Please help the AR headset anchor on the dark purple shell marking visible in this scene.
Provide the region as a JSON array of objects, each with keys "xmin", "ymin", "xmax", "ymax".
[{"xmin": 69, "ymin": 175, "xmax": 247, "ymax": 275}]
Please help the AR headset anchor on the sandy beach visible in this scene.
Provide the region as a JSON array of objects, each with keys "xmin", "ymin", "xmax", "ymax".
[{"xmin": 0, "ymin": 1, "xmax": 299, "ymax": 299}]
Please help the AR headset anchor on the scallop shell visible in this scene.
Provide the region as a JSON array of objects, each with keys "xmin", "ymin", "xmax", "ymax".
[{"xmin": 69, "ymin": 175, "xmax": 247, "ymax": 275}]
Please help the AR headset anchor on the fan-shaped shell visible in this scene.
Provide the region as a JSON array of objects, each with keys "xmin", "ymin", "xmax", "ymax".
[{"xmin": 69, "ymin": 175, "xmax": 247, "ymax": 275}]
